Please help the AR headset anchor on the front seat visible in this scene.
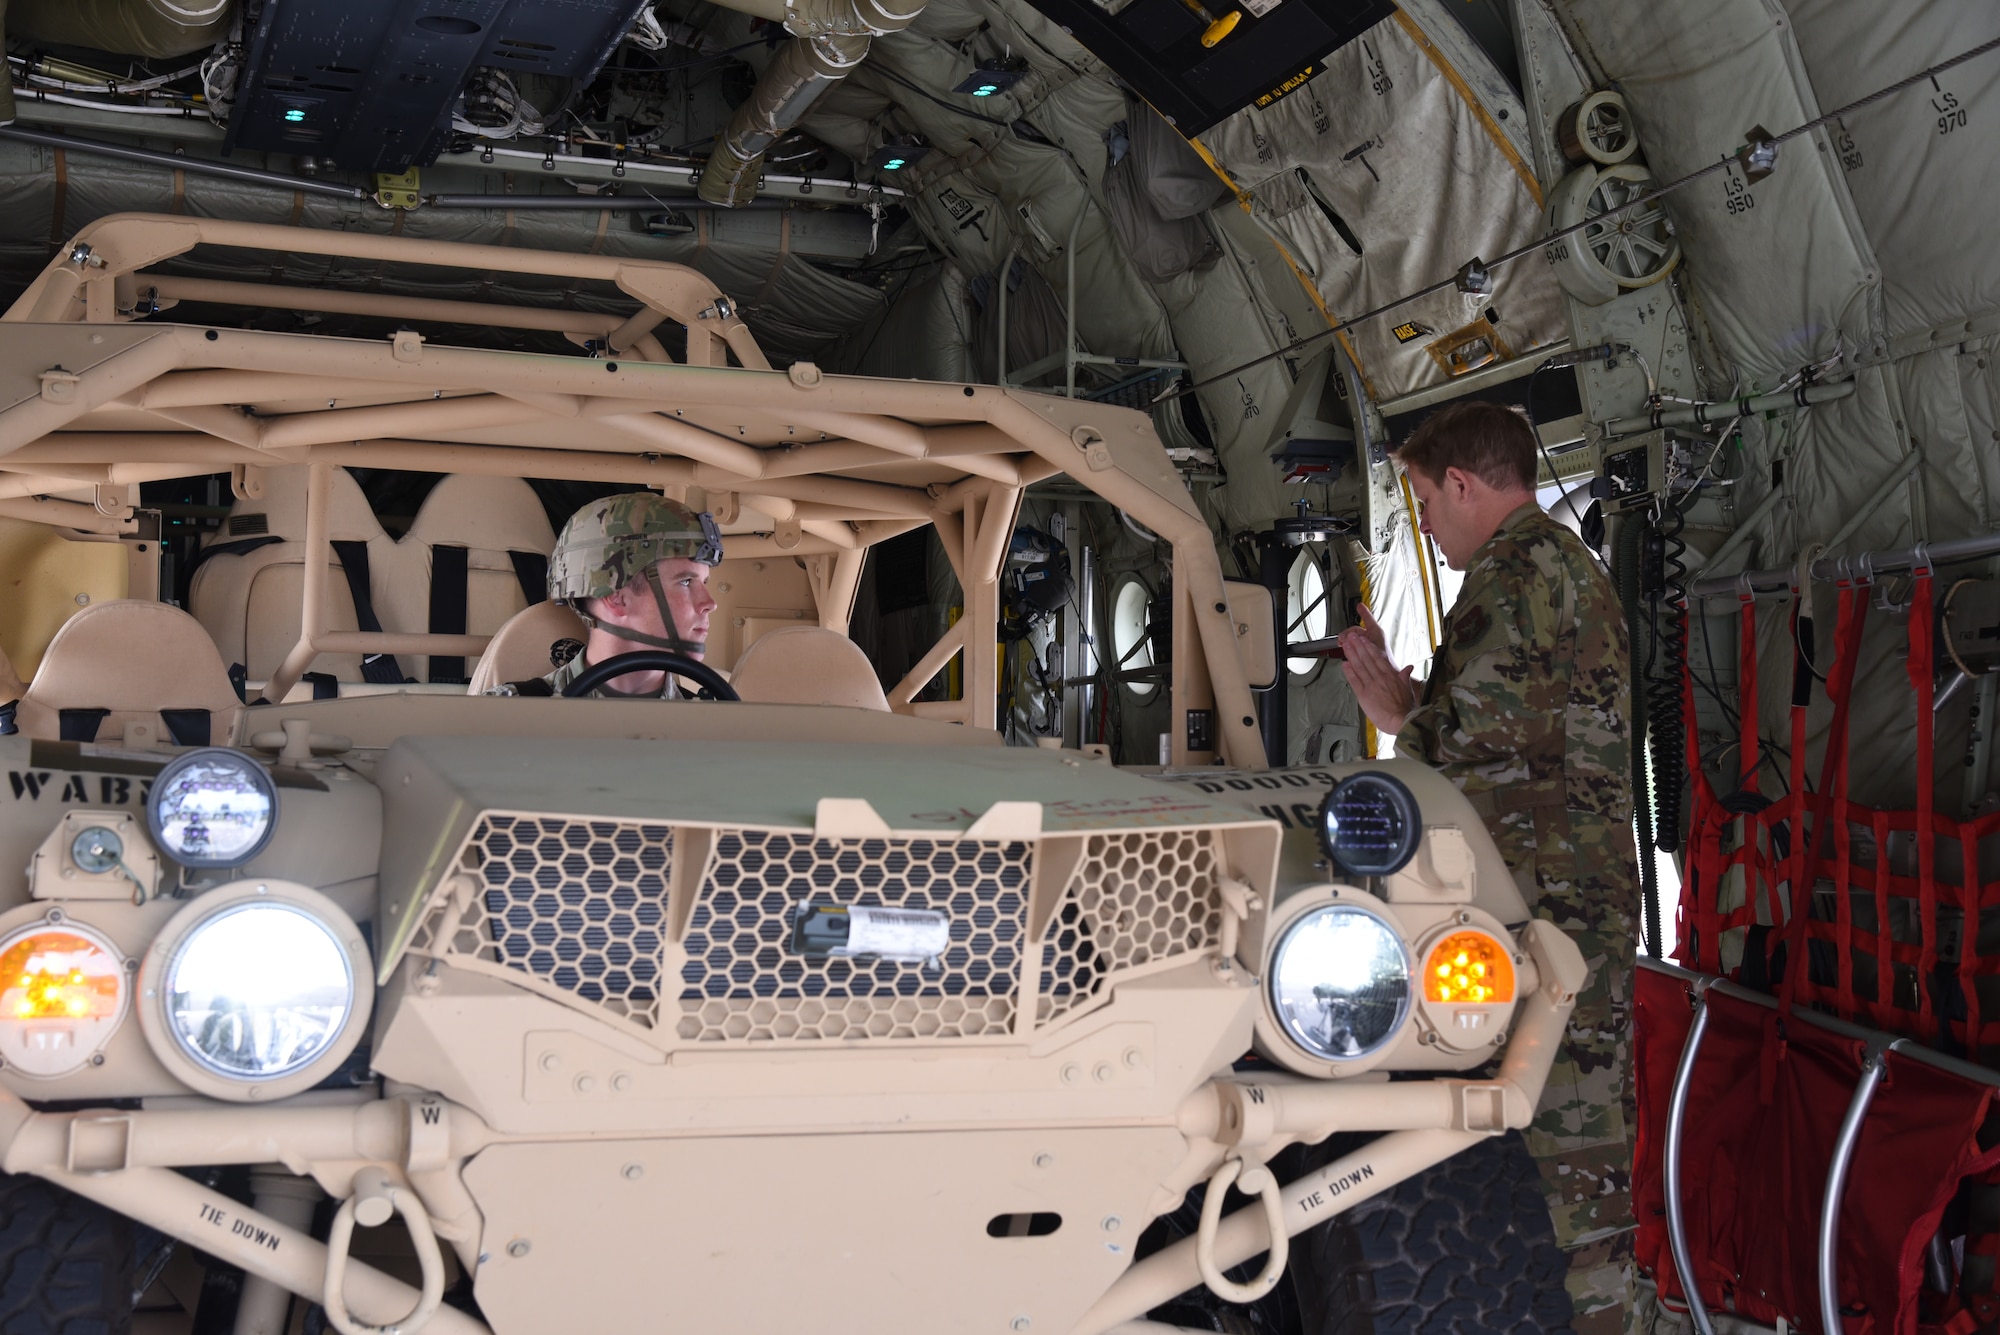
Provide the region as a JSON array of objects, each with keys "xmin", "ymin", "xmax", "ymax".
[
  {"xmin": 17, "ymin": 600, "xmax": 245, "ymax": 746},
  {"xmin": 728, "ymin": 626, "xmax": 890, "ymax": 711},
  {"xmin": 467, "ymin": 601, "xmax": 588, "ymax": 695}
]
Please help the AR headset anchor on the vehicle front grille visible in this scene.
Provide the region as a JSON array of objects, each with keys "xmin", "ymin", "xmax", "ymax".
[
  {"xmin": 1038, "ymin": 830, "xmax": 1222, "ymax": 1025},
  {"xmin": 678, "ymin": 830, "xmax": 1029, "ymax": 1041},
  {"xmin": 412, "ymin": 813, "xmax": 1224, "ymax": 1044}
]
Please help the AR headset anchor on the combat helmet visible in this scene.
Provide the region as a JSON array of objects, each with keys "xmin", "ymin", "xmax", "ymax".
[{"xmin": 549, "ymin": 491, "xmax": 723, "ymax": 657}]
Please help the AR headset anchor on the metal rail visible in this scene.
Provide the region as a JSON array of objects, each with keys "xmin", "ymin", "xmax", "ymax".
[
  {"xmin": 1820, "ymin": 1041, "xmax": 1902, "ymax": 1335},
  {"xmin": 1691, "ymin": 528, "xmax": 2000, "ymax": 600},
  {"xmin": 0, "ymin": 124, "xmax": 370, "ymax": 199},
  {"xmin": 1642, "ymin": 959, "xmax": 2000, "ymax": 1335},
  {"xmin": 994, "ymin": 200, "xmax": 1185, "ymax": 397},
  {"xmin": 1662, "ymin": 981, "xmax": 1719, "ymax": 1335}
]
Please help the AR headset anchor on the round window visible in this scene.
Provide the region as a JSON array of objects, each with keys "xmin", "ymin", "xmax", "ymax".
[
  {"xmin": 1110, "ymin": 576, "xmax": 1157, "ymax": 698},
  {"xmin": 1287, "ymin": 550, "xmax": 1330, "ymax": 675}
]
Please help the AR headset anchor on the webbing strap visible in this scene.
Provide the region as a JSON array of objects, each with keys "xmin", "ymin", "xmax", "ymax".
[
  {"xmin": 182, "ymin": 534, "xmax": 284, "ymax": 585},
  {"xmin": 1738, "ymin": 595, "xmax": 1761, "ymax": 793},
  {"xmin": 0, "ymin": 700, "xmax": 14, "ymax": 736},
  {"xmin": 158, "ymin": 709, "xmax": 211, "ymax": 747},
  {"xmin": 1909, "ymin": 570, "xmax": 1938, "ymax": 1025},
  {"xmin": 1787, "ymin": 601, "xmax": 1820, "ymax": 994},
  {"xmin": 508, "ymin": 551, "xmax": 548, "ymax": 607},
  {"xmin": 428, "ymin": 546, "xmax": 470, "ymax": 684},
  {"xmin": 58, "ymin": 708, "xmax": 109, "ymax": 742},
  {"xmin": 329, "ymin": 540, "xmax": 406, "ymax": 686},
  {"xmin": 1781, "ymin": 581, "xmax": 1869, "ymax": 1016},
  {"xmin": 1682, "ymin": 620, "xmax": 1724, "ymax": 971}
]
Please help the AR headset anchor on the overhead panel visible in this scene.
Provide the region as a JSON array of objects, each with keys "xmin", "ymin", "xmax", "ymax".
[
  {"xmin": 1019, "ymin": 0, "xmax": 1397, "ymax": 137},
  {"xmin": 227, "ymin": 0, "xmax": 652, "ymax": 172}
]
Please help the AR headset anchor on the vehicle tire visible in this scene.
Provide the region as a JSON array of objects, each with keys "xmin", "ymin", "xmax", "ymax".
[
  {"xmin": 1288, "ymin": 1131, "xmax": 1574, "ymax": 1335},
  {"xmin": 0, "ymin": 1170, "xmax": 135, "ymax": 1335}
]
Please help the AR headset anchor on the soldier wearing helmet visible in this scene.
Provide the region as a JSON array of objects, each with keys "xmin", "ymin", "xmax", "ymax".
[{"xmin": 541, "ymin": 491, "xmax": 724, "ymax": 697}]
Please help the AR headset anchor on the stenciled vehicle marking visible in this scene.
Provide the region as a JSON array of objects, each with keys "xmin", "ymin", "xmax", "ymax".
[
  {"xmin": 7, "ymin": 770, "xmax": 152, "ymax": 806},
  {"xmin": 1294, "ymin": 1161, "xmax": 1378, "ymax": 1217},
  {"xmin": 1153, "ymin": 769, "xmax": 1342, "ymax": 832},
  {"xmin": 198, "ymin": 1199, "xmax": 283, "ymax": 1252}
]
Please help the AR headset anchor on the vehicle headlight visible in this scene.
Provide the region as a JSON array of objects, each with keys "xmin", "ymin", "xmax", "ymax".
[
  {"xmin": 1268, "ymin": 904, "xmax": 1413, "ymax": 1062},
  {"xmin": 138, "ymin": 882, "xmax": 371, "ymax": 1100},
  {"xmin": 147, "ymin": 748, "xmax": 278, "ymax": 868},
  {"xmin": 1315, "ymin": 771, "xmax": 1421, "ymax": 877}
]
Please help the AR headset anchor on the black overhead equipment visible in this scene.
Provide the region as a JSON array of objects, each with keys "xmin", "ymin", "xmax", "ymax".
[
  {"xmin": 1018, "ymin": 0, "xmax": 1395, "ymax": 137},
  {"xmin": 227, "ymin": 0, "xmax": 653, "ymax": 172}
]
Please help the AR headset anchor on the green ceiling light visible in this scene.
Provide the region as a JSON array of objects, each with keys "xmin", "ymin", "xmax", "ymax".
[
  {"xmin": 953, "ymin": 58, "xmax": 1029, "ymax": 99},
  {"xmin": 868, "ymin": 136, "xmax": 924, "ymax": 172}
]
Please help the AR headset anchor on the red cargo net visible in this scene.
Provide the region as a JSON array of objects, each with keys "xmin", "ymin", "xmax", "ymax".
[
  {"xmin": 1677, "ymin": 570, "xmax": 2000, "ymax": 1054},
  {"xmin": 1638, "ymin": 566, "xmax": 2000, "ymax": 1333}
]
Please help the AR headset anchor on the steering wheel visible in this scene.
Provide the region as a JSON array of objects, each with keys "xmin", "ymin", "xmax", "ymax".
[{"xmin": 559, "ymin": 651, "xmax": 740, "ymax": 701}]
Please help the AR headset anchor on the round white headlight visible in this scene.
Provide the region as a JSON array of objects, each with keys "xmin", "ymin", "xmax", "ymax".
[
  {"xmin": 138, "ymin": 882, "xmax": 371, "ymax": 1100},
  {"xmin": 1268, "ymin": 904, "xmax": 1413, "ymax": 1062},
  {"xmin": 147, "ymin": 748, "xmax": 278, "ymax": 868}
]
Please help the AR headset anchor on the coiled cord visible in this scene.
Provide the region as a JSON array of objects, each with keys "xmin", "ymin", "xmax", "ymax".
[{"xmin": 1647, "ymin": 501, "xmax": 1689, "ymax": 855}]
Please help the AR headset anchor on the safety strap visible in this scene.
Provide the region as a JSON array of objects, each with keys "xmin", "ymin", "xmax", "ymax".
[
  {"xmin": 58, "ymin": 708, "xmax": 110, "ymax": 742},
  {"xmin": 1682, "ymin": 614, "xmax": 1724, "ymax": 971},
  {"xmin": 302, "ymin": 672, "xmax": 339, "ymax": 701},
  {"xmin": 158, "ymin": 709, "xmax": 211, "ymax": 747},
  {"xmin": 428, "ymin": 545, "xmax": 470, "ymax": 684},
  {"xmin": 1909, "ymin": 569, "xmax": 1938, "ymax": 1026},
  {"xmin": 1780, "ymin": 579, "xmax": 1869, "ymax": 1017},
  {"xmin": 1738, "ymin": 594, "xmax": 1762, "ymax": 794},
  {"xmin": 508, "ymin": 551, "xmax": 548, "ymax": 606},
  {"xmin": 0, "ymin": 700, "xmax": 13, "ymax": 736},
  {"xmin": 182, "ymin": 534, "xmax": 285, "ymax": 585},
  {"xmin": 1786, "ymin": 599, "xmax": 1825, "ymax": 996},
  {"xmin": 329, "ymin": 540, "xmax": 407, "ymax": 686}
]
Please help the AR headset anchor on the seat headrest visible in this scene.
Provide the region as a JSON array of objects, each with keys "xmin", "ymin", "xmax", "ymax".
[
  {"xmin": 405, "ymin": 474, "xmax": 556, "ymax": 552},
  {"xmin": 467, "ymin": 600, "xmax": 588, "ymax": 695},
  {"xmin": 203, "ymin": 463, "xmax": 381, "ymax": 548},
  {"xmin": 25, "ymin": 600, "xmax": 243, "ymax": 714},
  {"xmin": 729, "ymin": 626, "xmax": 889, "ymax": 712}
]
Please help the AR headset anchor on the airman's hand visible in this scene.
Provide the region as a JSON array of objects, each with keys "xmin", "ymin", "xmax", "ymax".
[{"xmin": 1339, "ymin": 605, "xmax": 1417, "ymax": 735}]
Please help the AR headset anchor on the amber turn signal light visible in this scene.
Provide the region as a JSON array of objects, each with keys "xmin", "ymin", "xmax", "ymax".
[
  {"xmin": 1423, "ymin": 931, "xmax": 1515, "ymax": 1005},
  {"xmin": 1, "ymin": 930, "xmax": 123, "ymax": 1021}
]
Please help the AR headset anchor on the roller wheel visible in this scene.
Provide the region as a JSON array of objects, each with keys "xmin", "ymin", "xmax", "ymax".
[
  {"xmin": 1545, "ymin": 163, "xmax": 1680, "ymax": 305},
  {"xmin": 1558, "ymin": 91, "xmax": 1638, "ymax": 166}
]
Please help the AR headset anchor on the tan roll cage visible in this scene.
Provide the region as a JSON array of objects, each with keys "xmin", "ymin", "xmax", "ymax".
[{"xmin": 0, "ymin": 213, "xmax": 1265, "ymax": 766}]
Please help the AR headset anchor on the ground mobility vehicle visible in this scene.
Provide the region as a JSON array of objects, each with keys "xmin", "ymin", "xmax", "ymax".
[{"xmin": 0, "ymin": 216, "xmax": 1583, "ymax": 1334}]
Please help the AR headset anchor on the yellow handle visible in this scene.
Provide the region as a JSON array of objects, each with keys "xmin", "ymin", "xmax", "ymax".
[{"xmin": 1200, "ymin": 10, "xmax": 1241, "ymax": 46}]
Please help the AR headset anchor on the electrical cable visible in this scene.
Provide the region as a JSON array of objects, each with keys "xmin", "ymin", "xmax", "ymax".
[{"xmin": 1156, "ymin": 32, "xmax": 2000, "ymax": 403}]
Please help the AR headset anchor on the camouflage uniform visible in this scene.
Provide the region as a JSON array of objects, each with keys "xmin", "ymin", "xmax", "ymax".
[{"xmin": 1396, "ymin": 503, "xmax": 1638, "ymax": 1334}]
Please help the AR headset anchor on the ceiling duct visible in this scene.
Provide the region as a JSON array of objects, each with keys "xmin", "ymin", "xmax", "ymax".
[
  {"xmin": 0, "ymin": 0, "xmax": 235, "ymax": 127},
  {"xmin": 698, "ymin": 0, "xmax": 926, "ymax": 208},
  {"xmin": 10, "ymin": 0, "xmax": 232, "ymax": 57}
]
